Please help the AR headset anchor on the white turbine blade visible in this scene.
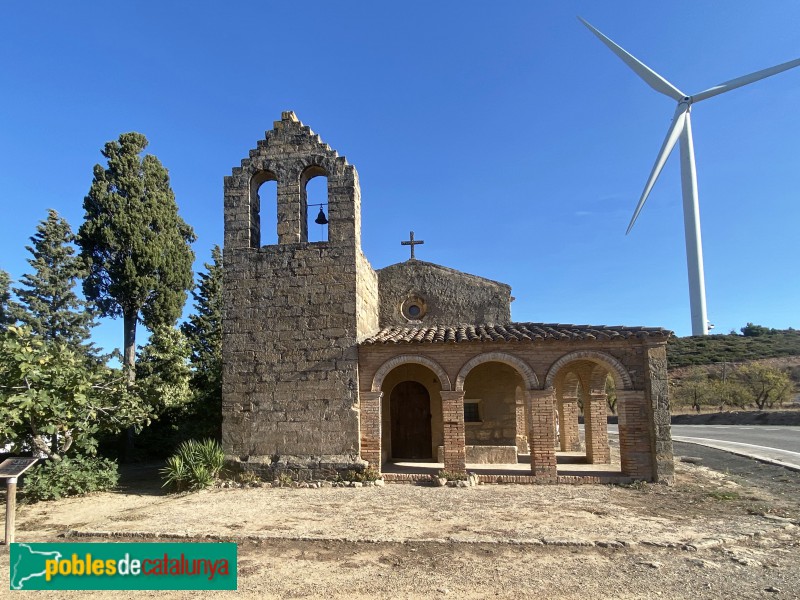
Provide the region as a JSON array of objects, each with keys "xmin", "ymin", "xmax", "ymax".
[
  {"xmin": 578, "ymin": 16, "xmax": 685, "ymax": 101},
  {"xmin": 692, "ymin": 56, "xmax": 800, "ymax": 103},
  {"xmin": 626, "ymin": 108, "xmax": 688, "ymax": 234}
]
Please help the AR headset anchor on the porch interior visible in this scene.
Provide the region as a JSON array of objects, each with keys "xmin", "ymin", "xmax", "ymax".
[{"xmin": 382, "ymin": 450, "xmax": 625, "ymax": 479}]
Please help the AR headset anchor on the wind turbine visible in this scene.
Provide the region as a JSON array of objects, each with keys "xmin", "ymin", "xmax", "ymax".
[{"xmin": 580, "ymin": 17, "xmax": 800, "ymax": 336}]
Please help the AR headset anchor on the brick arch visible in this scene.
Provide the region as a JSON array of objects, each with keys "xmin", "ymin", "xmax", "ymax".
[
  {"xmin": 544, "ymin": 350, "xmax": 633, "ymax": 391},
  {"xmin": 588, "ymin": 363, "xmax": 616, "ymax": 395},
  {"xmin": 371, "ymin": 354, "xmax": 451, "ymax": 393},
  {"xmin": 454, "ymin": 352, "xmax": 539, "ymax": 392},
  {"xmin": 557, "ymin": 371, "xmax": 582, "ymax": 398}
]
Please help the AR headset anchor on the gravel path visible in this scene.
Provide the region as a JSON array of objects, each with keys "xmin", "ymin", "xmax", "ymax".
[{"xmin": 1, "ymin": 453, "xmax": 798, "ymax": 598}]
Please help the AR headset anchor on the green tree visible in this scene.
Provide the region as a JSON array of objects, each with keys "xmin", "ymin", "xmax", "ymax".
[
  {"xmin": 135, "ymin": 325, "xmax": 192, "ymax": 413},
  {"xmin": 672, "ymin": 368, "xmax": 714, "ymax": 412},
  {"xmin": 734, "ymin": 364, "xmax": 794, "ymax": 409},
  {"xmin": 77, "ymin": 132, "xmax": 196, "ymax": 383},
  {"xmin": 740, "ymin": 323, "xmax": 772, "ymax": 337},
  {"xmin": 0, "ymin": 326, "xmax": 150, "ymax": 459},
  {"xmin": 181, "ymin": 246, "xmax": 223, "ymax": 438},
  {"xmin": 0, "ymin": 270, "xmax": 14, "ymax": 332},
  {"xmin": 604, "ymin": 374, "xmax": 617, "ymax": 414},
  {"xmin": 12, "ymin": 209, "xmax": 96, "ymax": 350}
]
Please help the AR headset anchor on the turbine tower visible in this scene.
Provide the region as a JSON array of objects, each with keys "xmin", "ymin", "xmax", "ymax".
[{"xmin": 580, "ymin": 17, "xmax": 800, "ymax": 336}]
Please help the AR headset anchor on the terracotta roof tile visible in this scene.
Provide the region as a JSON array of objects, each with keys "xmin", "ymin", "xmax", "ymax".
[{"xmin": 362, "ymin": 322, "xmax": 671, "ymax": 345}]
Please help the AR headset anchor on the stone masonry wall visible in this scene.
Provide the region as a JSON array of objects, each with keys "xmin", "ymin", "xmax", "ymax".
[
  {"xmin": 644, "ymin": 343, "xmax": 674, "ymax": 484},
  {"xmin": 377, "ymin": 260, "xmax": 511, "ymax": 327},
  {"xmin": 222, "ymin": 112, "xmax": 379, "ymax": 475},
  {"xmin": 462, "ymin": 362, "xmax": 521, "ymax": 446},
  {"xmin": 356, "ymin": 250, "xmax": 379, "ymax": 341}
]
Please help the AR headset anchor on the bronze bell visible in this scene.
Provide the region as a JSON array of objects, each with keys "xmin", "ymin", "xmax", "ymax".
[{"xmin": 314, "ymin": 207, "xmax": 328, "ymax": 225}]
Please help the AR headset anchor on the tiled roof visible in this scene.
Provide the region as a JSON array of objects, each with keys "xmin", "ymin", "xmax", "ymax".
[{"xmin": 362, "ymin": 322, "xmax": 671, "ymax": 344}]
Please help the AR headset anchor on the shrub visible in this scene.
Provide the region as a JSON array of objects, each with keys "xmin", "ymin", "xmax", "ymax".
[
  {"xmin": 437, "ymin": 469, "xmax": 468, "ymax": 481},
  {"xmin": 235, "ymin": 470, "xmax": 261, "ymax": 486},
  {"xmin": 276, "ymin": 472, "xmax": 295, "ymax": 487},
  {"xmin": 22, "ymin": 455, "xmax": 119, "ymax": 502},
  {"xmin": 336, "ymin": 467, "xmax": 381, "ymax": 483},
  {"xmin": 161, "ymin": 438, "xmax": 225, "ymax": 492}
]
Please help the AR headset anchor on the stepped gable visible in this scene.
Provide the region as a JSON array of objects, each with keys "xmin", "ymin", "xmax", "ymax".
[{"xmin": 363, "ymin": 322, "xmax": 672, "ymax": 344}]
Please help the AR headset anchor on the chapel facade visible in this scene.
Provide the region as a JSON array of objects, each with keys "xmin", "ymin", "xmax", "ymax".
[{"xmin": 222, "ymin": 112, "xmax": 674, "ymax": 484}]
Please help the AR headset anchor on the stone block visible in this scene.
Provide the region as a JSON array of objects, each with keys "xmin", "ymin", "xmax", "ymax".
[{"xmin": 436, "ymin": 445, "xmax": 518, "ymax": 464}]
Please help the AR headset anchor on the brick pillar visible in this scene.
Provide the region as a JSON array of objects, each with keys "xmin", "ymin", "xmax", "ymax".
[
  {"xmin": 558, "ymin": 395, "xmax": 581, "ymax": 452},
  {"xmin": 440, "ymin": 391, "xmax": 466, "ymax": 474},
  {"xmin": 359, "ymin": 391, "xmax": 383, "ymax": 473},
  {"xmin": 617, "ymin": 390, "xmax": 654, "ymax": 480},
  {"xmin": 585, "ymin": 392, "xmax": 610, "ymax": 464},
  {"xmin": 527, "ymin": 389, "xmax": 557, "ymax": 480}
]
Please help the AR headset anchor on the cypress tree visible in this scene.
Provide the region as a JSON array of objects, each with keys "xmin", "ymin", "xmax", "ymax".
[
  {"xmin": 77, "ymin": 132, "xmax": 196, "ymax": 383},
  {"xmin": 12, "ymin": 209, "xmax": 96, "ymax": 349}
]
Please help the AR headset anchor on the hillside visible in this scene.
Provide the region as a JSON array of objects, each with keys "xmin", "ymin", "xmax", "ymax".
[{"xmin": 667, "ymin": 328, "xmax": 800, "ymax": 368}]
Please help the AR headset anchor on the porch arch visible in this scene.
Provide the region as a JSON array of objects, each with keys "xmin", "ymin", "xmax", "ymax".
[
  {"xmin": 544, "ymin": 350, "xmax": 633, "ymax": 391},
  {"xmin": 370, "ymin": 354, "xmax": 451, "ymax": 392},
  {"xmin": 454, "ymin": 351, "xmax": 539, "ymax": 392}
]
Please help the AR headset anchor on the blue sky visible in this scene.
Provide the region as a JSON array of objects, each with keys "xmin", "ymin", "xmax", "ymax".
[{"xmin": 1, "ymin": 1, "xmax": 799, "ymax": 356}]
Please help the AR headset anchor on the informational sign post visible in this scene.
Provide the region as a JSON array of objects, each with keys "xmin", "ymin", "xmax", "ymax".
[{"xmin": 0, "ymin": 458, "xmax": 39, "ymax": 545}]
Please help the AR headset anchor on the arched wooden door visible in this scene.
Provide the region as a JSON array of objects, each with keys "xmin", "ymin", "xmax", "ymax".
[{"xmin": 390, "ymin": 381, "xmax": 432, "ymax": 459}]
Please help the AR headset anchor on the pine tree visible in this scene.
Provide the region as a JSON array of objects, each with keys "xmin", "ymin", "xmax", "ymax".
[
  {"xmin": 77, "ymin": 132, "xmax": 196, "ymax": 383},
  {"xmin": 181, "ymin": 245, "xmax": 223, "ymax": 438},
  {"xmin": 182, "ymin": 246, "xmax": 222, "ymax": 388},
  {"xmin": 12, "ymin": 209, "xmax": 96, "ymax": 349},
  {"xmin": 0, "ymin": 270, "xmax": 14, "ymax": 332},
  {"xmin": 136, "ymin": 325, "xmax": 192, "ymax": 412}
]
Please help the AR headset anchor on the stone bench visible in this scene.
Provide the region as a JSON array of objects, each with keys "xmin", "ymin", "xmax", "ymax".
[{"xmin": 436, "ymin": 445, "xmax": 518, "ymax": 464}]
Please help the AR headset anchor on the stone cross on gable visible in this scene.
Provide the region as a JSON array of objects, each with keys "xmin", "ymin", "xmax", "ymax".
[{"xmin": 401, "ymin": 231, "xmax": 424, "ymax": 260}]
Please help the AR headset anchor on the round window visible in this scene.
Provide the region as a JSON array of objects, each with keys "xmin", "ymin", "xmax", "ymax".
[{"xmin": 401, "ymin": 295, "xmax": 427, "ymax": 321}]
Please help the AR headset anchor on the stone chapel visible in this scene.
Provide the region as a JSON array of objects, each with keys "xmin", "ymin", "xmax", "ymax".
[{"xmin": 222, "ymin": 112, "xmax": 674, "ymax": 484}]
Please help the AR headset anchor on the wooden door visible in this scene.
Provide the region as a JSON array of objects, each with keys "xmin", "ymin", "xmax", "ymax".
[{"xmin": 390, "ymin": 381, "xmax": 432, "ymax": 459}]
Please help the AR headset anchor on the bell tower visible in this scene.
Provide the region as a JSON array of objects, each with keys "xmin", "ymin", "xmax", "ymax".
[{"xmin": 222, "ymin": 112, "xmax": 379, "ymax": 476}]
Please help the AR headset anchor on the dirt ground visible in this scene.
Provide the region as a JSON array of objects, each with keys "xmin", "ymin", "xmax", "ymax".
[{"xmin": 2, "ymin": 445, "xmax": 799, "ymax": 599}]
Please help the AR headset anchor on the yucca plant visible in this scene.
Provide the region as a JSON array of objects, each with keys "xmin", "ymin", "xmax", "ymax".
[
  {"xmin": 196, "ymin": 438, "xmax": 225, "ymax": 477},
  {"xmin": 161, "ymin": 454, "xmax": 189, "ymax": 492},
  {"xmin": 161, "ymin": 439, "xmax": 225, "ymax": 492}
]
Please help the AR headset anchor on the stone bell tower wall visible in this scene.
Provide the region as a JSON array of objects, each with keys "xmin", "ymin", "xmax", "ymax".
[{"xmin": 222, "ymin": 112, "xmax": 379, "ymax": 475}]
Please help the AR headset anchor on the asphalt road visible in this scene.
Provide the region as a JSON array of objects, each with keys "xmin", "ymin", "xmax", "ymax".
[
  {"xmin": 670, "ymin": 424, "xmax": 800, "ymax": 454},
  {"xmin": 609, "ymin": 424, "xmax": 800, "ymax": 470}
]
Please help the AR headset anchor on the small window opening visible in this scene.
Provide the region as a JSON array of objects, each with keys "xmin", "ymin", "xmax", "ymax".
[
  {"xmin": 464, "ymin": 402, "xmax": 481, "ymax": 423},
  {"xmin": 401, "ymin": 295, "xmax": 427, "ymax": 321}
]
